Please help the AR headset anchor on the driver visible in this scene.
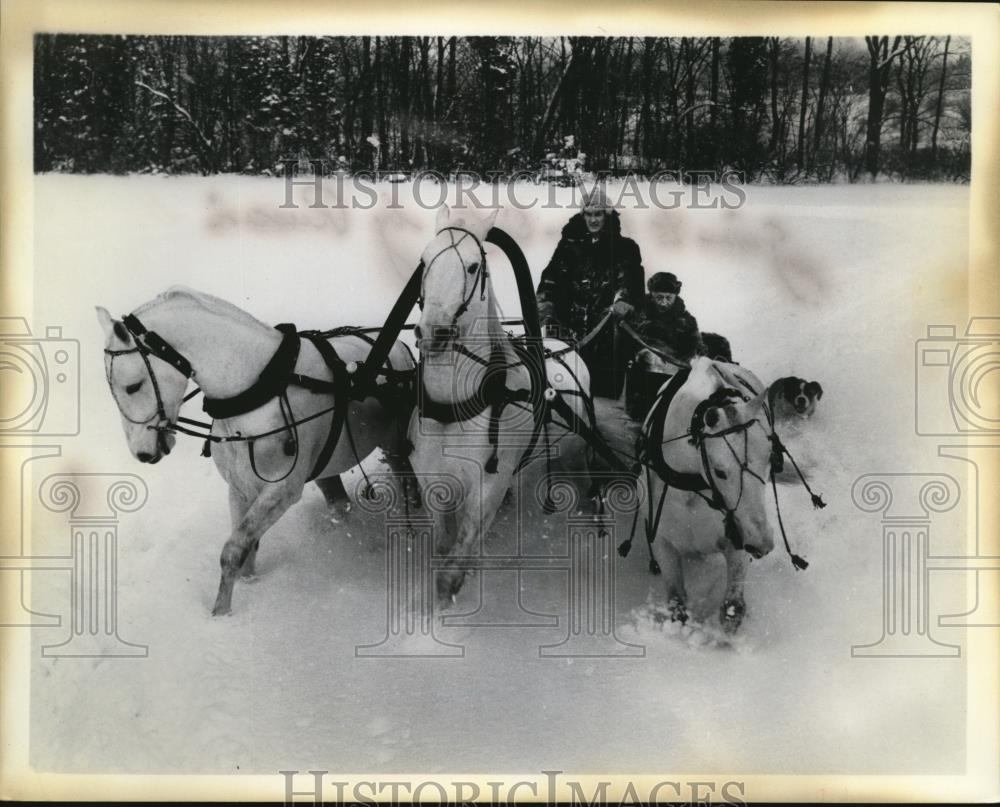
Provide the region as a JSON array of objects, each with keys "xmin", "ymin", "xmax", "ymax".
[{"xmin": 536, "ymin": 187, "xmax": 644, "ymax": 398}]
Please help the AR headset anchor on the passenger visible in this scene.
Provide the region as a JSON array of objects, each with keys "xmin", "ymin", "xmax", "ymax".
[
  {"xmin": 623, "ymin": 272, "xmax": 701, "ymax": 420},
  {"xmin": 627, "ymin": 272, "xmax": 700, "ymax": 363}
]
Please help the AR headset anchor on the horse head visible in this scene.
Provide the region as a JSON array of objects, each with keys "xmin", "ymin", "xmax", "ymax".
[
  {"xmin": 97, "ymin": 305, "xmax": 185, "ymax": 464},
  {"xmin": 666, "ymin": 358, "xmax": 776, "ymax": 559},
  {"xmin": 416, "ymin": 204, "xmax": 499, "ymax": 354}
]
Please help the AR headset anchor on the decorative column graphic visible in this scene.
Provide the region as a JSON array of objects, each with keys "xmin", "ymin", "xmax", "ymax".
[
  {"xmin": 353, "ymin": 472, "xmax": 646, "ymax": 659},
  {"xmin": 35, "ymin": 474, "xmax": 149, "ymax": 658},
  {"xmin": 434, "ymin": 442, "xmax": 560, "ymax": 629},
  {"xmin": 851, "ymin": 473, "xmax": 961, "ymax": 658},
  {"xmin": 0, "ymin": 444, "xmax": 62, "ymax": 627},
  {"xmin": 935, "ymin": 445, "xmax": 1000, "ymax": 628},
  {"xmin": 355, "ymin": 477, "xmax": 463, "ymax": 658},
  {"xmin": 539, "ymin": 486, "xmax": 644, "ymax": 658}
]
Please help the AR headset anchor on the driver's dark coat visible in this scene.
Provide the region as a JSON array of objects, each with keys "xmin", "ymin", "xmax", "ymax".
[
  {"xmin": 535, "ymin": 211, "xmax": 644, "ymax": 398},
  {"xmin": 535, "ymin": 211, "xmax": 645, "ymax": 340}
]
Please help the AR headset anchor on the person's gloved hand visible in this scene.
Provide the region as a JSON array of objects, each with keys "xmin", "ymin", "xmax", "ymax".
[{"xmin": 612, "ymin": 300, "xmax": 634, "ymax": 320}]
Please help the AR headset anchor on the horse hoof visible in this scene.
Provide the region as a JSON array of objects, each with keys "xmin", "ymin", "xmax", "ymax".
[
  {"xmin": 667, "ymin": 598, "xmax": 688, "ymax": 625},
  {"xmin": 211, "ymin": 604, "xmax": 232, "ymax": 617},
  {"xmin": 721, "ymin": 600, "xmax": 745, "ymax": 633},
  {"xmin": 328, "ymin": 501, "xmax": 352, "ymax": 524}
]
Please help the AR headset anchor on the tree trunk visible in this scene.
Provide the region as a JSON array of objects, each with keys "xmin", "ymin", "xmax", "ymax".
[
  {"xmin": 814, "ymin": 36, "xmax": 833, "ymax": 153},
  {"xmin": 435, "ymin": 36, "xmax": 444, "ymax": 121},
  {"xmin": 931, "ymin": 35, "xmax": 950, "ymax": 158},
  {"xmin": 635, "ymin": 37, "xmax": 656, "ymax": 168},
  {"xmin": 797, "ymin": 36, "xmax": 811, "ymax": 168},
  {"xmin": 864, "ymin": 35, "xmax": 902, "ymax": 178},
  {"xmin": 684, "ymin": 38, "xmax": 697, "ymax": 165},
  {"xmin": 769, "ymin": 37, "xmax": 782, "ymax": 154},
  {"xmin": 710, "ymin": 37, "xmax": 719, "ymax": 167},
  {"xmin": 531, "ymin": 39, "xmax": 579, "ymax": 159}
]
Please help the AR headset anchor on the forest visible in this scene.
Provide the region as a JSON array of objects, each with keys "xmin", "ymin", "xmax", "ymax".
[{"xmin": 33, "ymin": 34, "xmax": 971, "ymax": 182}]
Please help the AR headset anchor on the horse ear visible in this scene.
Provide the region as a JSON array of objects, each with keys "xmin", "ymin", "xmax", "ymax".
[
  {"xmin": 480, "ymin": 207, "xmax": 499, "ymax": 235},
  {"xmin": 96, "ymin": 306, "xmax": 116, "ymax": 340},
  {"xmin": 435, "ymin": 203, "xmax": 451, "ymax": 232}
]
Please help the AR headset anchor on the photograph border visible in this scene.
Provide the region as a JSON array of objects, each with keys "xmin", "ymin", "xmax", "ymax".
[{"xmin": 2, "ymin": 0, "xmax": 997, "ymax": 802}]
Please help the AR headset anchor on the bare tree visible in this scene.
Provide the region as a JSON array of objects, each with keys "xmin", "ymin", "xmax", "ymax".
[
  {"xmin": 797, "ymin": 36, "xmax": 811, "ymax": 168},
  {"xmin": 864, "ymin": 35, "xmax": 904, "ymax": 178},
  {"xmin": 931, "ymin": 35, "xmax": 951, "ymax": 159}
]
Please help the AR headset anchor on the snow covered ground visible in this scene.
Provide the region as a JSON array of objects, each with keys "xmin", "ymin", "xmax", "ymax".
[{"xmin": 26, "ymin": 175, "xmax": 972, "ymax": 775}]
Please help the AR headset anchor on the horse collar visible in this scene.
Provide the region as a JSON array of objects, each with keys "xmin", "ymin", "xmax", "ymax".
[
  {"xmin": 202, "ymin": 323, "xmax": 302, "ymax": 420},
  {"xmin": 639, "ymin": 368, "xmax": 710, "ymax": 494},
  {"xmin": 418, "ymin": 338, "xmax": 509, "ymax": 424}
]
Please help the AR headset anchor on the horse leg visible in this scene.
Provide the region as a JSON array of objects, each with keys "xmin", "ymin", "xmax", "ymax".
[
  {"xmin": 436, "ymin": 473, "xmax": 508, "ymax": 605},
  {"xmin": 315, "ymin": 475, "xmax": 352, "ymax": 520},
  {"xmin": 651, "ymin": 538, "xmax": 688, "ymax": 624},
  {"xmin": 382, "ymin": 434, "xmax": 421, "ymax": 513},
  {"xmin": 720, "ymin": 547, "xmax": 748, "ymax": 633},
  {"xmin": 228, "ymin": 487, "xmax": 259, "ymax": 579},
  {"xmin": 212, "ymin": 482, "xmax": 304, "ymax": 616}
]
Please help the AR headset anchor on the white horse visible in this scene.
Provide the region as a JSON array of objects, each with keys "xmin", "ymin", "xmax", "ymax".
[
  {"xmin": 641, "ymin": 356, "xmax": 778, "ymax": 633},
  {"xmin": 97, "ymin": 286, "xmax": 415, "ymax": 615},
  {"xmin": 410, "ymin": 205, "xmax": 598, "ymax": 604}
]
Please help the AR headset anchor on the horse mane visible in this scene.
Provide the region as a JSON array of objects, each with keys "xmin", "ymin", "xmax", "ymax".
[{"xmin": 134, "ymin": 286, "xmax": 270, "ymax": 329}]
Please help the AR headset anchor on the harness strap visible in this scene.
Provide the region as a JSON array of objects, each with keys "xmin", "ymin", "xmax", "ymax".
[
  {"xmin": 203, "ymin": 323, "xmax": 301, "ymax": 419},
  {"xmin": 640, "ymin": 368, "xmax": 710, "ymax": 493},
  {"xmin": 121, "ymin": 313, "xmax": 194, "ymax": 378},
  {"xmin": 301, "ymin": 333, "xmax": 351, "ymax": 482},
  {"xmin": 351, "ymin": 262, "xmax": 424, "ymax": 395}
]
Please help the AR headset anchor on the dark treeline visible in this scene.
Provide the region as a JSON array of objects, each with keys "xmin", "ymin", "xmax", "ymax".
[{"xmin": 34, "ymin": 34, "xmax": 971, "ymax": 182}]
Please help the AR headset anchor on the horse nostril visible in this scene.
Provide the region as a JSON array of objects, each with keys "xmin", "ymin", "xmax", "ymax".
[
  {"xmin": 137, "ymin": 452, "xmax": 153, "ymax": 463},
  {"xmin": 413, "ymin": 324, "xmax": 423, "ymax": 341}
]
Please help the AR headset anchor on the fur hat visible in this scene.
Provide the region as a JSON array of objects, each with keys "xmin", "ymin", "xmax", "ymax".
[
  {"xmin": 648, "ymin": 272, "xmax": 681, "ymax": 293},
  {"xmin": 581, "ymin": 186, "xmax": 613, "ymax": 212}
]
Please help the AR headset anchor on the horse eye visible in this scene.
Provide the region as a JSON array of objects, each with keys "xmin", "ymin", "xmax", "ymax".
[
  {"xmin": 466, "ymin": 261, "xmax": 480, "ymax": 275},
  {"xmin": 714, "ymin": 468, "xmax": 728, "ymax": 480},
  {"xmin": 125, "ymin": 380, "xmax": 143, "ymax": 395}
]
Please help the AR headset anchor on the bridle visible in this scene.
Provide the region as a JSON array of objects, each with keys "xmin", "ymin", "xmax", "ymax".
[
  {"xmin": 688, "ymin": 387, "xmax": 773, "ymax": 552},
  {"xmin": 623, "ymin": 371, "xmax": 817, "ymax": 571},
  {"xmin": 104, "ymin": 313, "xmax": 194, "ymax": 433},
  {"xmin": 417, "ymin": 225, "xmax": 490, "ymax": 342}
]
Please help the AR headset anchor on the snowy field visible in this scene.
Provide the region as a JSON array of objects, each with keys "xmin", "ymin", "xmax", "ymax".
[{"xmin": 27, "ymin": 175, "xmax": 972, "ymax": 775}]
